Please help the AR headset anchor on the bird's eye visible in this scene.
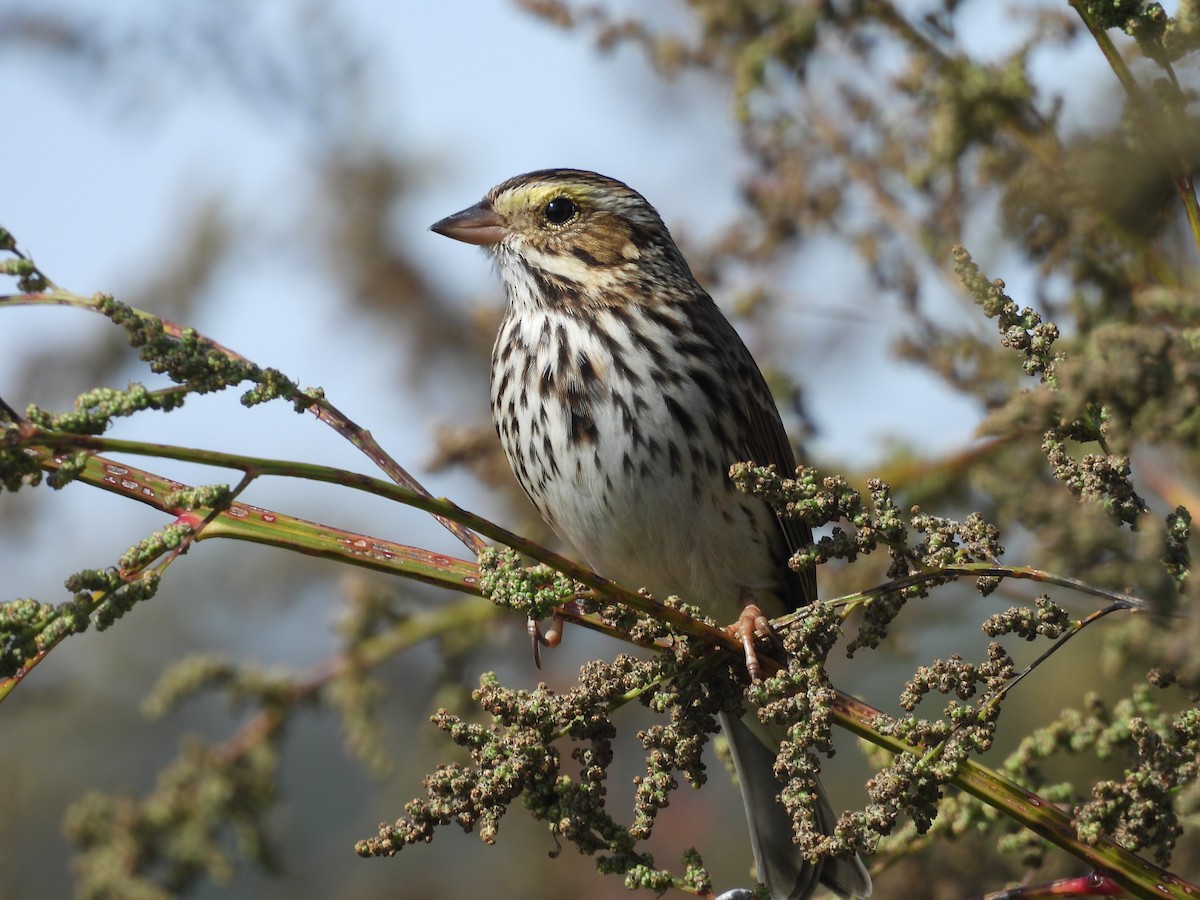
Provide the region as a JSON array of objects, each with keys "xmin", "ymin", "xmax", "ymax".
[{"xmin": 543, "ymin": 196, "xmax": 578, "ymax": 226}]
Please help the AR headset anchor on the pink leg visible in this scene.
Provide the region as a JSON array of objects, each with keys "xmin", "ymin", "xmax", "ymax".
[{"xmin": 729, "ymin": 594, "xmax": 774, "ymax": 681}]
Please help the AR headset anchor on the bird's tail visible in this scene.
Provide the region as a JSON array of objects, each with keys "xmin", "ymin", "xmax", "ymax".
[{"xmin": 720, "ymin": 712, "xmax": 872, "ymax": 900}]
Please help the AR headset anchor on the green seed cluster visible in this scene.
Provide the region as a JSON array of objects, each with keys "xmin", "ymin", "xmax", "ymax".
[
  {"xmin": 355, "ymin": 654, "xmax": 736, "ymax": 894},
  {"xmin": 0, "ymin": 254, "xmax": 48, "ymax": 293},
  {"xmin": 981, "ymin": 596, "xmax": 1072, "ymax": 641},
  {"xmin": 0, "ymin": 520, "xmax": 189, "ymax": 677},
  {"xmin": 1005, "ymin": 684, "xmax": 1200, "ymax": 866},
  {"xmin": 952, "ymin": 246, "xmax": 1060, "ymax": 383},
  {"xmin": 476, "ymin": 547, "xmax": 581, "ymax": 622},
  {"xmin": 66, "ymin": 566, "xmax": 162, "ymax": 631},
  {"xmin": 870, "ymin": 644, "xmax": 1014, "ymax": 835},
  {"xmin": 732, "ymin": 464, "xmax": 1009, "ymax": 653},
  {"xmin": 1042, "ymin": 432, "xmax": 1147, "ymax": 527}
]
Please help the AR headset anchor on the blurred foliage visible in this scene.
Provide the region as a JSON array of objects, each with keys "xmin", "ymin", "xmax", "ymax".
[{"xmin": 3, "ymin": 1, "xmax": 1200, "ymax": 898}]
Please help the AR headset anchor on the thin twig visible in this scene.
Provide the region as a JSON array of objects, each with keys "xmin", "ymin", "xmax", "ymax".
[{"xmin": 0, "ymin": 288, "xmax": 487, "ymax": 555}]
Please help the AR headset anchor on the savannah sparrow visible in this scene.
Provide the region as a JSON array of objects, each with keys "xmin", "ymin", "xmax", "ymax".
[{"xmin": 431, "ymin": 169, "xmax": 871, "ymax": 900}]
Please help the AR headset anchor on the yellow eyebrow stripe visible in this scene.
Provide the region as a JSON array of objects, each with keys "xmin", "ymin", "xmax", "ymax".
[{"xmin": 493, "ymin": 182, "xmax": 597, "ymax": 216}]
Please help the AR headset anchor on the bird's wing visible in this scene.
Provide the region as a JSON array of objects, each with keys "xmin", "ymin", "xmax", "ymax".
[
  {"xmin": 739, "ymin": 366, "xmax": 818, "ymax": 612},
  {"xmin": 697, "ymin": 295, "xmax": 817, "ymax": 613}
]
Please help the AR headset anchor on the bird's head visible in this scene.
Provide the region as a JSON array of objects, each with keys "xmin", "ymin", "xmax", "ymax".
[{"xmin": 431, "ymin": 169, "xmax": 695, "ymax": 307}]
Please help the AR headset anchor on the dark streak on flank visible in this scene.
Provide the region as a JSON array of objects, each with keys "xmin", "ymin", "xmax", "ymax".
[
  {"xmin": 688, "ymin": 365, "xmax": 721, "ymax": 402},
  {"xmin": 556, "ymin": 335, "xmax": 571, "ymax": 377},
  {"xmin": 569, "ymin": 405, "xmax": 599, "ymax": 445},
  {"xmin": 494, "ymin": 367, "xmax": 512, "ymax": 405},
  {"xmin": 663, "ymin": 395, "xmax": 698, "ymax": 437},
  {"xmin": 628, "ymin": 325, "xmax": 667, "ymax": 369},
  {"xmin": 611, "ymin": 390, "xmax": 637, "ymax": 440},
  {"xmin": 578, "ymin": 354, "xmax": 598, "ymax": 389},
  {"xmin": 594, "ymin": 323, "xmax": 641, "ymax": 385},
  {"xmin": 641, "ymin": 302, "xmax": 683, "ymax": 335},
  {"xmin": 667, "ymin": 440, "xmax": 682, "ymax": 476}
]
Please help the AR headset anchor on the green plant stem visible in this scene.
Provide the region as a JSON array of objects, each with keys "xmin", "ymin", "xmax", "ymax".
[
  {"xmin": 0, "ymin": 289, "xmax": 486, "ymax": 555},
  {"xmin": 21, "ymin": 441, "xmax": 483, "ymax": 586},
  {"xmin": 9, "ymin": 427, "xmax": 1151, "ymax": 676},
  {"xmin": 820, "ymin": 562, "xmax": 1147, "ymax": 616},
  {"xmin": 9, "ymin": 425, "xmax": 717, "ymax": 634},
  {"xmin": 3, "ymin": 432, "xmax": 721, "ymax": 697},
  {"xmin": 15, "ymin": 426, "xmax": 1150, "ymax": 614}
]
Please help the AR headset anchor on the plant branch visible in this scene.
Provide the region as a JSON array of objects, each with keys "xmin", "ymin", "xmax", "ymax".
[
  {"xmin": 811, "ymin": 563, "xmax": 1148, "ymax": 620},
  {"xmin": 0, "ymin": 289, "xmax": 486, "ymax": 555}
]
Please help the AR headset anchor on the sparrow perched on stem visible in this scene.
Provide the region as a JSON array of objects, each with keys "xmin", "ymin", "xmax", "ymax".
[{"xmin": 431, "ymin": 169, "xmax": 871, "ymax": 900}]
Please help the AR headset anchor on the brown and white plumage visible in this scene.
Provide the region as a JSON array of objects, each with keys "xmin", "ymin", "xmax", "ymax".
[{"xmin": 432, "ymin": 169, "xmax": 870, "ymax": 900}]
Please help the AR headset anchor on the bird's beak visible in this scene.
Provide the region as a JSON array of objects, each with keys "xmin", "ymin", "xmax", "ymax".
[{"xmin": 429, "ymin": 201, "xmax": 507, "ymax": 246}]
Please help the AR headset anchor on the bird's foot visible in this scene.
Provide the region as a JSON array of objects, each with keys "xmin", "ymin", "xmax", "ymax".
[
  {"xmin": 728, "ymin": 601, "xmax": 774, "ymax": 682},
  {"xmin": 529, "ymin": 614, "xmax": 566, "ymax": 669}
]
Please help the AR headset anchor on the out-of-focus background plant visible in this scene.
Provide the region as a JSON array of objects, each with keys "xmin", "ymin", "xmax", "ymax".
[{"xmin": 2, "ymin": 2, "xmax": 1199, "ymax": 898}]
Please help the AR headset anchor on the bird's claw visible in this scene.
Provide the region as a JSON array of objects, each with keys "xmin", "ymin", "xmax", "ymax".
[
  {"xmin": 728, "ymin": 602, "xmax": 775, "ymax": 682},
  {"xmin": 528, "ymin": 614, "xmax": 565, "ymax": 670}
]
